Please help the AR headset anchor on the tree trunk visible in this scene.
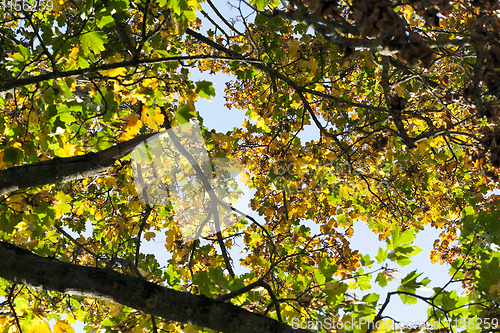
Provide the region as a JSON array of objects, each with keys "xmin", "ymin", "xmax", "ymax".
[
  {"xmin": 0, "ymin": 133, "xmax": 158, "ymax": 196},
  {"xmin": 0, "ymin": 241, "xmax": 308, "ymax": 333}
]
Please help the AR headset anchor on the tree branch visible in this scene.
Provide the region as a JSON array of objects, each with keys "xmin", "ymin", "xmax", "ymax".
[
  {"xmin": 0, "ymin": 55, "xmax": 262, "ymax": 92},
  {"xmin": 0, "ymin": 241, "xmax": 309, "ymax": 333},
  {"xmin": 160, "ymin": 111, "xmax": 235, "ymax": 278},
  {"xmin": 185, "ymin": 29, "xmax": 386, "ymax": 112},
  {"xmin": 0, "ymin": 133, "xmax": 158, "ymax": 196}
]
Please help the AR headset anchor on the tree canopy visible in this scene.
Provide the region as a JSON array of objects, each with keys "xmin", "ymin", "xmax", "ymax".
[{"xmin": 1, "ymin": 0, "xmax": 500, "ymax": 332}]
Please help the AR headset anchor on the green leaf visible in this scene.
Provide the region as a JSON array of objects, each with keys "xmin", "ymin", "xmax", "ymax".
[
  {"xmin": 175, "ymin": 103, "xmax": 196, "ymax": 124},
  {"xmin": 314, "ymin": 268, "xmax": 326, "ymax": 285},
  {"xmin": 357, "ymin": 275, "xmax": 371, "ymax": 291},
  {"xmin": 79, "ymin": 32, "xmax": 107, "ymax": 56},
  {"xmin": 440, "ymin": 290, "xmax": 459, "ymax": 310},
  {"xmin": 101, "ymin": 318, "xmax": 114, "ymax": 326},
  {"xmin": 400, "ymin": 270, "xmax": 424, "ymax": 289},
  {"xmin": 478, "ymin": 253, "xmax": 500, "ymax": 292},
  {"xmin": 397, "ymin": 270, "xmax": 430, "ymax": 305},
  {"xmin": 195, "ymin": 81, "xmax": 216, "ymax": 100},
  {"xmin": 360, "ymin": 253, "xmax": 374, "ymax": 267},
  {"xmin": 319, "ymin": 258, "xmax": 337, "ymax": 282},
  {"xmin": 58, "ymin": 113, "xmax": 76, "ymax": 124},
  {"xmin": 463, "ymin": 205, "xmax": 474, "ymax": 216},
  {"xmin": 208, "ymin": 267, "xmax": 228, "ymax": 290},
  {"xmin": 389, "ymin": 229, "xmax": 416, "ymax": 249},
  {"xmin": 399, "ymin": 293, "xmax": 417, "ymax": 305},
  {"xmin": 362, "ymin": 293, "xmax": 379, "ymax": 304},
  {"xmin": 192, "ymin": 271, "xmax": 214, "ymax": 297},
  {"xmin": 396, "ymin": 256, "xmax": 412, "ymax": 266},
  {"xmin": 449, "ymin": 258, "xmax": 465, "ymax": 279},
  {"xmin": 375, "ymin": 272, "xmax": 387, "ymax": 288},
  {"xmin": 96, "ymin": 9, "xmax": 115, "ymax": 28},
  {"xmin": 324, "ymin": 281, "xmax": 348, "ymax": 300},
  {"xmin": 251, "ymin": 0, "xmax": 268, "ymax": 11},
  {"xmin": 375, "ymin": 248, "xmax": 388, "ymax": 263},
  {"xmin": 2, "ymin": 147, "xmax": 23, "ymax": 163},
  {"xmin": 11, "ymin": 45, "xmax": 29, "ymax": 61}
]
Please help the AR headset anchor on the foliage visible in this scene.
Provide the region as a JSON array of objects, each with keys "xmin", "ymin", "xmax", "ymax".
[{"xmin": 0, "ymin": 0, "xmax": 500, "ymax": 332}]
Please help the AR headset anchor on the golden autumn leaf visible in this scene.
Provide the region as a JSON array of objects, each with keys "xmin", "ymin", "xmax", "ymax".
[
  {"xmin": 1, "ymin": 0, "xmax": 500, "ymax": 331},
  {"xmin": 58, "ymin": 140, "xmax": 79, "ymax": 158},
  {"xmin": 101, "ymin": 67, "xmax": 128, "ymax": 78},
  {"xmin": 108, "ymin": 303, "xmax": 123, "ymax": 317},
  {"xmin": 490, "ymin": 282, "xmax": 500, "ymax": 294},
  {"xmin": 141, "ymin": 106, "xmax": 165, "ymax": 131},
  {"xmin": 53, "ymin": 320, "xmax": 75, "ymax": 333},
  {"xmin": 52, "ymin": 0, "xmax": 65, "ymax": 11},
  {"xmin": 27, "ymin": 321, "xmax": 51, "ymax": 333},
  {"xmin": 120, "ymin": 114, "xmax": 143, "ymax": 141}
]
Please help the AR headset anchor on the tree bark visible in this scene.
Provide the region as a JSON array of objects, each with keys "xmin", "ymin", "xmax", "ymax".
[
  {"xmin": 0, "ymin": 241, "xmax": 308, "ymax": 333},
  {"xmin": 0, "ymin": 133, "xmax": 158, "ymax": 196}
]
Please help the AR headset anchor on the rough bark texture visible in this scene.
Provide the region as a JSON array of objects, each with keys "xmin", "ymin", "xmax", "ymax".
[
  {"xmin": 0, "ymin": 133, "xmax": 158, "ymax": 196},
  {"xmin": 0, "ymin": 241, "xmax": 309, "ymax": 333}
]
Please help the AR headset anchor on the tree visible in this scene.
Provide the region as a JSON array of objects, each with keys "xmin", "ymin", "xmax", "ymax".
[{"xmin": 0, "ymin": 0, "xmax": 500, "ymax": 332}]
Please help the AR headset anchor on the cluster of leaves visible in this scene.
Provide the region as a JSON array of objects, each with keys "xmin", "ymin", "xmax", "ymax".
[{"xmin": 0, "ymin": 0, "xmax": 500, "ymax": 332}]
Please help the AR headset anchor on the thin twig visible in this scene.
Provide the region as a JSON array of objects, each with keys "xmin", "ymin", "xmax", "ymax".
[
  {"xmin": 7, "ymin": 285, "xmax": 22, "ymax": 333},
  {"xmin": 135, "ymin": 205, "xmax": 153, "ymax": 267}
]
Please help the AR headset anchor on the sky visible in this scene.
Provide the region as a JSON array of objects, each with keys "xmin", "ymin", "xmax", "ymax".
[
  {"xmin": 184, "ymin": 0, "xmax": 457, "ymax": 328},
  {"xmin": 63, "ymin": 1, "xmax": 464, "ymax": 331},
  {"xmin": 190, "ymin": 65, "xmax": 455, "ymax": 326}
]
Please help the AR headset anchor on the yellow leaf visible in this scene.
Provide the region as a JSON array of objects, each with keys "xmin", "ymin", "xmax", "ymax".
[
  {"xmin": 101, "ymin": 67, "xmax": 127, "ymax": 78},
  {"xmin": 307, "ymin": 59, "xmax": 318, "ymax": 72},
  {"xmin": 65, "ymin": 314, "xmax": 76, "ymax": 325},
  {"xmin": 55, "ymin": 191, "xmax": 71, "ymax": 204},
  {"xmin": 347, "ymin": 280, "xmax": 357, "ymax": 290},
  {"xmin": 28, "ymin": 321, "xmax": 52, "ymax": 333},
  {"xmin": 73, "ymin": 205, "xmax": 84, "ymax": 215},
  {"xmin": 141, "ymin": 106, "xmax": 165, "ymax": 131},
  {"xmin": 395, "ymin": 84, "xmax": 406, "ymax": 96},
  {"xmin": 105, "ymin": 177, "xmax": 117, "ymax": 188},
  {"xmin": 52, "ymin": 0, "xmax": 64, "ymax": 11},
  {"xmin": 101, "ymin": 54, "xmax": 127, "ymax": 76},
  {"xmin": 109, "ymin": 303, "xmax": 123, "ymax": 317},
  {"xmin": 6, "ymin": 193, "xmax": 26, "ymax": 211},
  {"xmin": 58, "ymin": 139, "xmax": 78, "ymax": 158},
  {"xmin": 430, "ymin": 250, "xmax": 440, "ymax": 264},
  {"xmin": 54, "ymin": 191, "xmax": 72, "ymax": 216},
  {"xmin": 490, "ymin": 282, "xmax": 500, "ymax": 293},
  {"xmin": 144, "ymin": 232, "xmax": 156, "ymax": 241},
  {"xmin": 314, "ymin": 83, "xmax": 325, "ymax": 92},
  {"xmin": 109, "ymin": 53, "xmax": 123, "ymax": 63},
  {"xmin": 138, "ymin": 267, "xmax": 149, "ymax": 278},
  {"xmin": 256, "ymin": 118, "xmax": 271, "ymax": 133},
  {"xmin": 120, "ymin": 114, "xmax": 143, "ymax": 141},
  {"xmin": 67, "ymin": 47, "xmax": 79, "ymax": 67},
  {"xmin": 142, "ymin": 78, "xmax": 159, "ymax": 88},
  {"xmin": 364, "ymin": 54, "xmax": 377, "ymax": 68},
  {"xmin": 26, "ymin": 239, "xmax": 38, "ymax": 249},
  {"xmin": 54, "ymin": 320, "xmax": 74, "ymax": 333}
]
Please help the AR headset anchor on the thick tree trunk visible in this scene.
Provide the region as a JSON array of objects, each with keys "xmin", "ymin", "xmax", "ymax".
[
  {"xmin": 0, "ymin": 241, "xmax": 308, "ymax": 333},
  {"xmin": 0, "ymin": 133, "xmax": 158, "ymax": 196}
]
